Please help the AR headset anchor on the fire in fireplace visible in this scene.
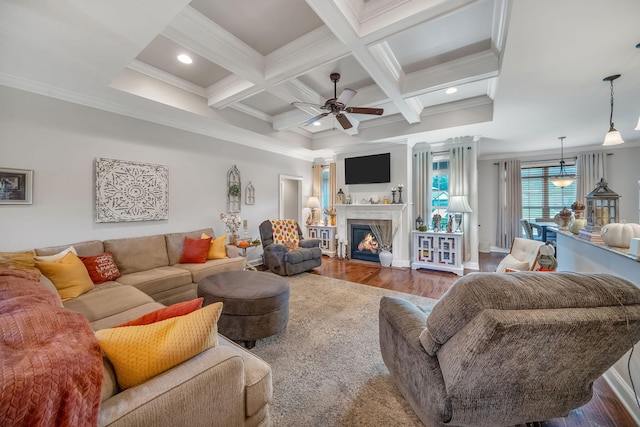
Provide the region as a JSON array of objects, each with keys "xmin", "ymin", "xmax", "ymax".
[{"xmin": 351, "ymin": 224, "xmax": 381, "ymax": 262}]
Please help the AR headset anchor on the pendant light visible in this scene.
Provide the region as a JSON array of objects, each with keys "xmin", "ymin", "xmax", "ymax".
[
  {"xmin": 550, "ymin": 136, "xmax": 576, "ymax": 187},
  {"xmin": 636, "ymin": 43, "xmax": 640, "ymax": 131},
  {"xmin": 602, "ymin": 74, "xmax": 624, "ymax": 146}
]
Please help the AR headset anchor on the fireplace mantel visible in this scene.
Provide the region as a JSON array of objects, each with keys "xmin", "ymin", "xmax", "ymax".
[{"xmin": 335, "ymin": 204, "xmax": 409, "ymax": 267}]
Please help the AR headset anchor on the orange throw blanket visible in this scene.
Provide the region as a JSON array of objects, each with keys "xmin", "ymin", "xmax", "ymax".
[{"xmin": 0, "ymin": 269, "xmax": 103, "ymax": 427}]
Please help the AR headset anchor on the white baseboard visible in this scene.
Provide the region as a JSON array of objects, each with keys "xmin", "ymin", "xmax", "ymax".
[
  {"xmin": 463, "ymin": 262, "xmax": 479, "ymax": 271},
  {"xmin": 489, "ymin": 245, "xmax": 509, "ymax": 254},
  {"xmin": 603, "ymin": 368, "xmax": 640, "ymax": 425}
]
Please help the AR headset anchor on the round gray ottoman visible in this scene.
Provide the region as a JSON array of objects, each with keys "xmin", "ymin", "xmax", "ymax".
[{"xmin": 197, "ymin": 270, "xmax": 290, "ymax": 348}]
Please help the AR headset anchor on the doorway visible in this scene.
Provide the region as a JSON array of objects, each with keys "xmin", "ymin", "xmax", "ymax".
[{"xmin": 278, "ymin": 175, "xmax": 302, "ymax": 223}]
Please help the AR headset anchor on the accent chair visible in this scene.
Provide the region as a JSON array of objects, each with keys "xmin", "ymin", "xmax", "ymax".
[{"xmin": 259, "ymin": 220, "xmax": 322, "ymax": 276}]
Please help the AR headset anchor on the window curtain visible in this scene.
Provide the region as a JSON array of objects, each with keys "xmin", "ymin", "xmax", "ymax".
[
  {"xmin": 576, "ymin": 152, "xmax": 607, "ymax": 205},
  {"xmin": 312, "ymin": 164, "xmax": 323, "ymax": 223},
  {"xmin": 413, "ymin": 151, "xmax": 432, "ymax": 226},
  {"xmin": 449, "ymin": 146, "xmax": 471, "ymax": 261},
  {"xmin": 329, "ymin": 162, "xmax": 337, "ymax": 207},
  {"xmin": 496, "ymin": 159, "xmax": 522, "ymax": 248}
]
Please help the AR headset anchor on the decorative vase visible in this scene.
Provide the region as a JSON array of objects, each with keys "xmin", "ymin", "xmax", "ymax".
[
  {"xmin": 573, "ymin": 209, "xmax": 585, "ymax": 219},
  {"xmin": 229, "ymin": 233, "xmax": 238, "ymax": 245},
  {"xmin": 379, "ymin": 249, "xmax": 393, "ymax": 267},
  {"xmin": 330, "ymin": 216, "xmax": 336, "ymax": 226}
]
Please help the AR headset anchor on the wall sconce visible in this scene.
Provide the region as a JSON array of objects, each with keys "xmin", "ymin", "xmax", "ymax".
[
  {"xmin": 550, "ymin": 136, "xmax": 576, "ymax": 187},
  {"xmin": 602, "ymin": 74, "xmax": 624, "ymax": 146}
]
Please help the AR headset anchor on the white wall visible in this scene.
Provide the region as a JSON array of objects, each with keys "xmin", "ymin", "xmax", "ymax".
[
  {"xmin": 0, "ymin": 86, "xmax": 312, "ymax": 266},
  {"xmin": 478, "ymin": 144, "xmax": 640, "ymax": 251}
]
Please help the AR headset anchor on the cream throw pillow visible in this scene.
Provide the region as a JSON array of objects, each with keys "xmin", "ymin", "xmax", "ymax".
[
  {"xmin": 95, "ymin": 302, "xmax": 223, "ymax": 389},
  {"xmin": 35, "ymin": 252, "xmax": 94, "ymax": 301},
  {"xmin": 34, "ymin": 246, "xmax": 78, "ymax": 262}
]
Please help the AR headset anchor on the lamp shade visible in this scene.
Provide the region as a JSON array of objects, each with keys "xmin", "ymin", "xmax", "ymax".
[
  {"xmin": 636, "ymin": 116, "xmax": 640, "ymax": 131},
  {"xmin": 603, "ymin": 129, "xmax": 624, "ymax": 146},
  {"xmin": 550, "ymin": 176, "xmax": 575, "ymax": 187},
  {"xmin": 447, "ymin": 195, "xmax": 472, "ymax": 213},
  {"xmin": 307, "ymin": 196, "xmax": 320, "ymax": 209}
]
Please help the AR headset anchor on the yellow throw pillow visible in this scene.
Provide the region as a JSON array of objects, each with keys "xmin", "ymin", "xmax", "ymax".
[
  {"xmin": 202, "ymin": 233, "xmax": 228, "ymax": 259},
  {"xmin": 0, "ymin": 251, "xmax": 39, "ymax": 275},
  {"xmin": 95, "ymin": 302, "xmax": 223, "ymax": 389},
  {"xmin": 35, "ymin": 252, "xmax": 94, "ymax": 301}
]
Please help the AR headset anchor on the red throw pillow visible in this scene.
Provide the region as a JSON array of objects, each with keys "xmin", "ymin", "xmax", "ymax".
[
  {"xmin": 180, "ymin": 236, "xmax": 211, "ymax": 264},
  {"xmin": 79, "ymin": 252, "xmax": 121, "ymax": 284},
  {"xmin": 116, "ymin": 298, "xmax": 204, "ymax": 327}
]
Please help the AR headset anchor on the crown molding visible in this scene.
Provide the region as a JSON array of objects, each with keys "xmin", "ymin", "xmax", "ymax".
[{"xmin": 229, "ymin": 103, "xmax": 273, "ymax": 123}]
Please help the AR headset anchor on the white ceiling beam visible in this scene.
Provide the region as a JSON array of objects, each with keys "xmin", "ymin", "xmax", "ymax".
[
  {"xmin": 127, "ymin": 59, "xmax": 207, "ymax": 98},
  {"xmin": 206, "ymin": 75, "xmax": 257, "ymax": 108}
]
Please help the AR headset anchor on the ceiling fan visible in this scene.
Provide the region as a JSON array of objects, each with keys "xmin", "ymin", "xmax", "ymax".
[{"xmin": 291, "ymin": 73, "xmax": 383, "ymax": 130}]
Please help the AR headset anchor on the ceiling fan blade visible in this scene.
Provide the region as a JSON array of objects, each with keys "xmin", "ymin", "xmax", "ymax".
[
  {"xmin": 335, "ymin": 113, "xmax": 352, "ymax": 130},
  {"xmin": 292, "ymin": 101, "xmax": 324, "ymax": 108},
  {"xmin": 345, "ymin": 107, "xmax": 384, "ymax": 115},
  {"xmin": 305, "ymin": 112, "xmax": 329, "ymax": 126},
  {"xmin": 336, "ymin": 88, "xmax": 356, "ymax": 106}
]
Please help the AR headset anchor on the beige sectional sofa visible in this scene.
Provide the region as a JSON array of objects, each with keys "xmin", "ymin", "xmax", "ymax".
[
  {"xmin": 28, "ymin": 228, "xmax": 272, "ymax": 426},
  {"xmin": 35, "ymin": 228, "xmax": 246, "ymax": 305}
]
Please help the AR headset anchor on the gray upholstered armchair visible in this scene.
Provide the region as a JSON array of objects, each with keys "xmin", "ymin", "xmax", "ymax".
[
  {"xmin": 259, "ymin": 220, "xmax": 322, "ymax": 276},
  {"xmin": 379, "ymin": 272, "xmax": 640, "ymax": 426}
]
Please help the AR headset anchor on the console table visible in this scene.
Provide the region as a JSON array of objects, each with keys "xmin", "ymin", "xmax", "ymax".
[
  {"xmin": 411, "ymin": 230, "xmax": 463, "ymax": 276},
  {"xmin": 307, "ymin": 225, "xmax": 336, "ymax": 257}
]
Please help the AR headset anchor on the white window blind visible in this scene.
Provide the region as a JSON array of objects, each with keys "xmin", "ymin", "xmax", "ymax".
[{"xmin": 521, "ymin": 164, "xmax": 577, "ymax": 221}]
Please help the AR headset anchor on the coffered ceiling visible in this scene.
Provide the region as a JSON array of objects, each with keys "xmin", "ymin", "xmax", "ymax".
[{"xmin": 1, "ymin": 0, "xmax": 640, "ymax": 161}]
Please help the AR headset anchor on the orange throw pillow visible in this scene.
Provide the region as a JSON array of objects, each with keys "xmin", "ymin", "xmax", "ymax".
[
  {"xmin": 80, "ymin": 252, "xmax": 121, "ymax": 284},
  {"xmin": 117, "ymin": 298, "xmax": 205, "ymax": 327},
  {"xmin": 180, "ymin": 237, "xmax": 211, "ymax": 264}
]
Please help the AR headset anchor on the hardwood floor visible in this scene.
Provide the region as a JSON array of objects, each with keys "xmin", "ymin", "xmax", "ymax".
[{"xmin": 303, "ymin": 253, "xmax": 638, "ymax": 427}]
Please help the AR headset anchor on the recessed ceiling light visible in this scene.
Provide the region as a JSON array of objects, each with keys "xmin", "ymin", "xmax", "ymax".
[
  {"xmin": 177, "ymin": 54, "xmax": 193, "ymax": 64},
  {"xmin": 313, "ymin": 121, "xmax": 322, "ymax": 126},
  {"xmin": 445, "ymin": 87, "xmax": 458, "ymax": 94}
]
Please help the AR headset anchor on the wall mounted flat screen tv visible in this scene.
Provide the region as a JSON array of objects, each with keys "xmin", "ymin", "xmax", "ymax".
[{"xmin": 344, "ymin": 153, "xmax": 391, "ymax": 184}]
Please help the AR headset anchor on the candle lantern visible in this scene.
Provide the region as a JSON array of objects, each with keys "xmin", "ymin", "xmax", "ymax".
[
  {"xmin": 415, "ymin": 215, "xmax": 423, "ymax": 230},
  {"xmin": 586, "ymin": 178, "xmax": 619, "ymax": 231}
]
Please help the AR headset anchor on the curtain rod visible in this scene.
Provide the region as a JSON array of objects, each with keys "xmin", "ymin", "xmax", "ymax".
[{"xmin": 493, "ymin": 152, "xmax": 613, "ymax": 166}]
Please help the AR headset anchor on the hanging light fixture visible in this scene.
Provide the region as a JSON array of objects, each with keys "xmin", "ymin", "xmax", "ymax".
[
  {"xmin": 636, "ymin": 44, "xmax": 640, "ymax": 131},
  {"xmin": 550, "ymin": 136, "xmax": 576, "ymax": 188},
  {"xmin": 602, "ymin": 74, "xmax": 624, "ymax": 146}
]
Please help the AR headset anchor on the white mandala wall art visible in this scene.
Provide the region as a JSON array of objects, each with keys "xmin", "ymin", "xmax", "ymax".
[{"xmin": 95, "ymin": 158, "xmax": 169, "ymax": 222}]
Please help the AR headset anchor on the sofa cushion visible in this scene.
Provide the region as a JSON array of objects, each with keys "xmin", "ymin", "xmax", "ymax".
[
  {"xmin": 165, "ymin": 228, "xmax": 215, "ymax": 266},
  {"xmin": 284, "ymin": 247, "xmax": 322, "ymax": 264},
  {"xmin": 80, "ymin": 252, "xmax": 121, "ymax": 284},
  {"xmin": 117, "ymin": 298, "xmax": 204, "ymax": 327},
  {"xmin": 175, "ymin": 257, "xmax": 246, "ymax": 283},
  {"xmin": 36, "ymin": 252, "xmax": 95, "ymax": 301},
  {"xmin": 35, "ymin": 240, "xmax": 104, "ymax": 257},
  {"xmin": 63, "ymin": 282, "xmax": 156, "ymax": 323},
  {"xmin": 95, "ymin": 302, "xmax": 223, "ymax": 389},
  {"xmin": 180, "ymin": 237, "xmax": 211, "ymax": 264},
  {"xmin": 115, "ymin": 266, "xmax": 192, "ymax": 297},
  {"xmin": 104, "ymin": 235, "xmax": 169, "ymax": 275}
]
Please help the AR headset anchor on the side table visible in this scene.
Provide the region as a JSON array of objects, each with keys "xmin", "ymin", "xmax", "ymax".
[{"xmin": 235, "ymin": 243, "xmax": 260, "ymax": 271}]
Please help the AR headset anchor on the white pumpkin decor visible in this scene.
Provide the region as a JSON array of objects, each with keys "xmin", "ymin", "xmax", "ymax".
[{"xmin": 600, "ymin": 222, "xmax": 640, "ymax": 248}]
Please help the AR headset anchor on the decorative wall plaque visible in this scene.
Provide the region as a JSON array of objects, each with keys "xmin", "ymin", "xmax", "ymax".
[{"xmin": 95, "ymin": 158, "xmax": 168, "ymax": 222}]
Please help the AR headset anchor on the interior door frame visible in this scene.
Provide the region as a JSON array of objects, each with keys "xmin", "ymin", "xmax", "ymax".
[{"xmin": 278, "ymin": 174, "xmax": 303, "ymax": 223}]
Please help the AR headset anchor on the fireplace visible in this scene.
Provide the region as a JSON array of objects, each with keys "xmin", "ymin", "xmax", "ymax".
[{"xmin": 350, "ymin": 224, "xmax": 381, "ymax": 262}]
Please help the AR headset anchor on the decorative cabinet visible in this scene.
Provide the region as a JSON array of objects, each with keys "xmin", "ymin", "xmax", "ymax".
[
  {"xmin": 308, "ymin": 225, "xmax": 336, "ymax": 257},
  {"xmin": 411, "ymin": 231, "xmax": 463, "ymax": 276}
]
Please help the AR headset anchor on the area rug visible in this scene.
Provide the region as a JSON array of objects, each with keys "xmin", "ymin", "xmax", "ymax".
[{"xmin": 250, "ymin": 273, "xmax": 438, "ymax": 427}]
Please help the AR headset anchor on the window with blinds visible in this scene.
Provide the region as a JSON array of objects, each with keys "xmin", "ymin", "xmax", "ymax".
[{"xmin": 521, "ymin": 164, "xmax": 577, "ymax": 221}]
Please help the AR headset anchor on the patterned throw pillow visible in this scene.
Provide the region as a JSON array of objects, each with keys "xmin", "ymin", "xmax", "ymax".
[
  {"xmin": 80, "ymin": 252, "xmax": 121, "ymax": 284},
  {"xmin": 270, "ymin": 219, "xmax": 299, "ymax": 248},
  {"xmin": 95, "ymin": 302, "xmax": 223, "ymax": 389}
]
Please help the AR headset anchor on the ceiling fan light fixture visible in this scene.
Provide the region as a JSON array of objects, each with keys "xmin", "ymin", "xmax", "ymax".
[
  {"xmin": 635, "ymin": 116, "xmax": 640, "ymax": 131},
  {"xmin": 602, "ymin": 74, "xmax": 623, "ymax": 146},
  {"xmin": 177, "ymin": 54, "xmax": 192, "ymax": 64},
  {"xmin": 550, "ymin": 136, "xmax": 576, "ymax": 188},
  {"xmin": 445, "ymin": 87, "xmax": 458, "ymax": 94}
]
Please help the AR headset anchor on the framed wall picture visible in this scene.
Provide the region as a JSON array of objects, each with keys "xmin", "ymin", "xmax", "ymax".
[
  {"xmin": 95, "ymin": 158, "xmax": 169, "ymax": 222},
  {"xmin": 0, "ymin": 167, "xmax": 33, "ymax": 205}
]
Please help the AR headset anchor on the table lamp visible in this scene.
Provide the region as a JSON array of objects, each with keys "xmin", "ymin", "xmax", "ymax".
[
  {"xmin": 307, "ymin": 196, "xmax": 320, "ymax": 225},
  {"xmin": 447, "ymin": 195, "xmax": 472, "ymax": 232}
]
